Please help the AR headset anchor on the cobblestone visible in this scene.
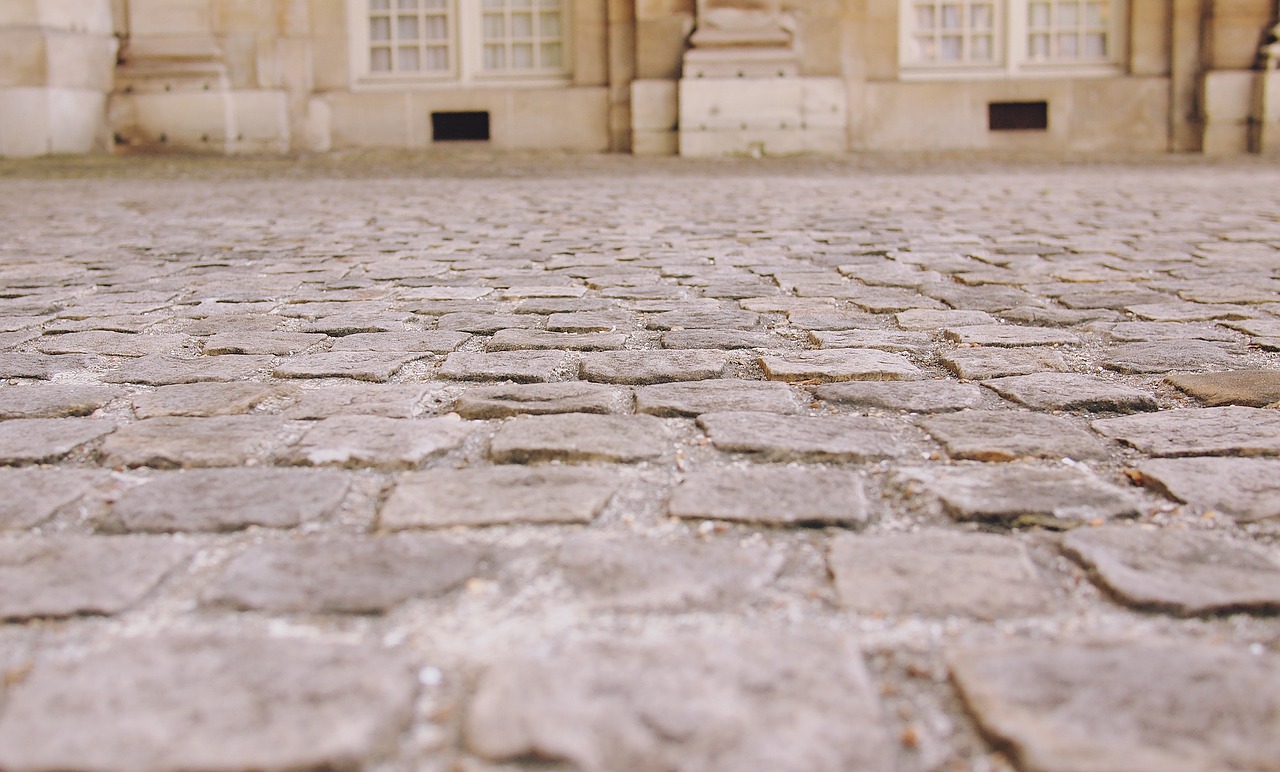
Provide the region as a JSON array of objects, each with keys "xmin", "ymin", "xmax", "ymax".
[{"xmin": 2, "ymin": 153, "xmax": 1279, "ymax": 770}]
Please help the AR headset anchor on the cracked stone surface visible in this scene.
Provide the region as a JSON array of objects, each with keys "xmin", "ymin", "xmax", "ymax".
[
  {"xmin": 0, "ymin": 536, "xmax": 193, "ymax": 620},
  {"xmin": 668, "ymin": 466, "xmax": 868, "ymax": 525},
  {"xmin": 0, "ymin": 636, "xmax": 417, "ymax": 771},
  {"xmin": 3, "ymin": 154, "xmax": 1280, "ymax": 770},
  {"xmin": 829, "ymin": 531, "xmax": 1053, "ymax": 620},
  {"xmin": 1062, "ymin": 526, "xmax": 1280, "ymax": 615},
  {"xmin": 950, "ymin": 642, "xmax": 1280, "ymax": 772},
  {"xmin": 465, "ymin": 633, "xmax": 891, "ymax": 772}
]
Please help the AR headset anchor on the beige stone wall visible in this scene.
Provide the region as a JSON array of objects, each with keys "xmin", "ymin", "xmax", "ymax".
[{"xmin": 0, "ymin": 0, "xmax": 117, "ymax": 156}]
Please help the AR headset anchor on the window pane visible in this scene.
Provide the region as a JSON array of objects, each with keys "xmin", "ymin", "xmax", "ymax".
[
  {"xmin": 483, "ymin": 13, "xmax": 504, "ymax": 39},
  {"xmin": 1029, "ymin": 2, "xmax": 1050, "ymax": 26},
  {"xmin": 1056, "ymin": 32, "xmax": 1078, "ymax": 57},
  {"xmin": 484, "ymin": 44, "xmax": 505, "ymax": 69},
  {"xmin": 512, "ymin": 0, "xmax": 533, "ymax": 7},
  {"xmin": 540, "ymin": 42, "xmax": 562, "ymax": 68},
  {"xmin": 941, "ymin": 4, "xmax": 961, "ymax": 27},
  {"xmin": 970, "ymin": 4, "xmax": 992, "ymax": 29},
  {"xmin": 397, "ymin": 15, "xmax": 419, "ymax": 40},
  {"xmin": 483, "ymin": 0, "xmax": 503, "ymax": 7},
  {"xmin": 1084, "ymin": 32, "xmax": 1106, "ymax": 57},
  {"xmin": 424, "ymin": 45, "xmax": 449, "ymax": 70},
  {"xmin": 371, "ymin": 0, "xmax": 390, "ymax": 9},
  {"xmin": 513, "ymin": 43, "xmax": 534, "ymax": 68},
  {"xmin": 512, "ymin": 12, "xmax": 533, "ymax": 37},
  {"xmin": 1085, "ymin": 2, "xmax": 1106, "ymax": 24},
  {"xmin": 541, "ymin": 12, "xmax": 561, "ymax": 36},
  {"xmin": 915, "ymin": 5, "xmax": 936, "ymax": 29},
  {"xmin": 423, "ymin": 0, "xmax": 446, "ymax": 7},
  {"xmin": 398, "ymin": 46, "xmax": 420, "ymax": 70},
  {"xmin": 397, "ymin": 0, "xmax": 417, "ymax": 8},
  {"xmin": 371, "ymin": 47, "xmax": 391, "ymax": 71},
  {"xmin": 1057, "ymin": 2, "xmax": 1079, "ymax": 25},
  {"xmin": 1029, "ymin": 33, "xmax": 1049, "ymax": 59},
  {"xmin": 424, "ymin": 15, "xmax": 447, "ymax": 40},
  {"xmin": 370, "ymin": 17, "xmax": 390, "ymax": 41},
  {"xmin": 971, "ymin": 35, "xmax": 992, "ymax": 60},
  {"xmin": 940, "ymin": 35, "xmax": 962, "ymax": 60}
]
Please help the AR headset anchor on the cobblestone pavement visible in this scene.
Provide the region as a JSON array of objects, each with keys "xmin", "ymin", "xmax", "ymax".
[{"xmin": 1, "ymin": 152, "xmax": 1279, "ymax": 771}]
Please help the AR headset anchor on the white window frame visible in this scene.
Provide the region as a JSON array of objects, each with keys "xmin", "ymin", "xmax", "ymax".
[
  {"xmin": 348, "ymin": 0, "xmax": 573, "ymax": 89},
  {"xmin": 899, "ymin": 0, "xmax": 1127, "ymax": 80}
]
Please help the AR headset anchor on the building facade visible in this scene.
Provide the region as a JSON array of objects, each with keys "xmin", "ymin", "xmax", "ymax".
[{"xmin": 1, "ymin": 0, "xmax": 1277, "ymax": 157}]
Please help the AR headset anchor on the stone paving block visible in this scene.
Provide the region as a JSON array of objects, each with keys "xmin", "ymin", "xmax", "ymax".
[
  {"xmin": 381, "ymin": 466, "xmax": 620, "ymax": 528},
  {"xmin": 697, "ymin": 411, "xmax": 902, "ymax": 462},
  {"xmin": 281, "ymin": 385, "xmax": 435, "ymax": 419},
  {"xmin": 545, "ymin": 310, "xmax": 638, "ymax": 332},
  {"xmin": 203, "ymin": 535, "xmax": 488, "ymax": 613},
  {"xmin": 0, "ymin": 468, "xmax": 102, "ymax": 530},
  {"xmin": 0, "ymin": 352, "xmax": 91, "ymax": 379},
  {"xmin": 438, "ymin": 350, "xmax": 572, "ymax": 383},
  {"xmin": 273, "ymin": 351, "xmax": 422, "ymax": 382},
  {"xmin": 846, "ymin": 287, "xmax": 947, "ymax": 313},
  {"xmin": 579, "ymin": 349, "xmax": 729, "ymax": 384},
  {"xmin": 1165, "ymin": 370, "xmax": 1280, "ymax": 407},
  {"xmin": 786, "ymin": 310, "xmax": 879, "ymax": 330},
  {"xmin": 131, "ymin": 382, "xmax": 288, "ymax": 418},
  {"xmin": 895, "ymin": 308, "xmax": 996, "ymax": 330},
  {"xmin": 645, "ymin": 307, "xmax": 760, "ymax": 330},
  {"xmin": 920, "ymin": 464, "xmax": 1141, "ymax": 523},
  {"xmin": 635, "ymin": 379, "xmax": 802, "ymax": 416},
  {"xmin": 489, "ymin": 414, "xmax": 670, "ymax": 464},
  {"xmin": 100, "ymin": 416, "xmax": 284, "ymax": 468},
  {"xmin": 809, "ymin": 329, "xmax": 932, "ymax": 352},
  {"xmin": 0, "ymin": 418, "xmax": 116, "ymax": 465},
  {"xmin": 301, "ymin": 314, "xmax": 415, "ymax": 336},
  {"xmin": 465, "ymin": 632, "xmax": 890, "ymax": 771},
  {"xmin": 485, "ymin": 329, "xmax": 627, "ymax": 351},
  {"xmin": 1126, "ymin": 301, "xmax": 1255, "ymax": 322},
  {"xmin": 34, "ymin": 330, "xmax": 187, "ymax": 357},
  {"xmin": 921, "ymin": 410, "xmax": 1109, "ymax": 461},
  {"xmin": 328, "ymin": 330, "xmax": 470, "ymax": 353},
  {"xmin": 659, "ymin": 330, "xmax": 787, "ymax": 349},
  {"xmin": 949, "ymin": 641, "xmax": 1280, "ymax": 772},
  {"xmin": 1093, "ymin": 407, "xmax": 1280, "ymax": 456},
  {"xmin": 104, "ymin": 354, "xmax": 273, "ymax": 384},
  {"xmin": 812, "ymin": 380, "xmax": 984, "ymax": 413},
  {"xmin": 1102, "ymin": 340, "xmax": 1248, "ymax": 374},
  {"xmin": 108, "ymin": 468, "xmax": 350, "ymax": 532},
  {"xmin": 0, "ymin": 384, "xmax": 119, "ymax": 419},
  {"xmin": 1062, "ymin": 526, "xmax": 1280, "ymax": 615},
  {"xmin": 202, "ymin": 330, "xmax": 326, "ymax": 355},
  {"xmin": 829, "ymin": 531, "xmax": 1053, "ymax": 619},
  {"xmin": 437, "ymin": 312, "xmax": 542, "ymax": 333},
  {"xmin": 940, "ymin": 348, "xmax": 1070, "ymax": 379},
  {"xmin": 453, "ymin": 381, "xmax": 631, "ymax": 418},
  {"xmin": 0, "ymin": 536, "xmax": 192, "ymax": 620},
  {"xmin": 668, "ymin": 466, "xmax": 867, "ymax": 525},
  {"xmin": 982, "ymin": 373, "xmax": 1158, "ymax": 413},
  {"xmin": 501, "ymin": 285, "xmax": 587, "ymax": 299},
  {"xmin": 280, "ymin": 415, "xmax": 471, "ymax": 470},
  {"xmin": 943, "ymin": 325, "xmax": 1080, "ymax": 347},
  {"xmin": 554, "ymin": 534, "xmax": 785, "ymax": 612},
  {"xmin": 1133, "ymin": 457, "xmax": 1280, "ymax": 522},
  {"xmin": 1090, "ymin": 321, "xmax": 1236, "ymax": 342},
  {"xmin": 514, "ymin": 298, "xmax": 613, "ymax": 314},
  {"xmin": 0, "ymin": 636, "xmax": 417, "ymax": 771},
  {"xmin": 759, "ymin": 350, "xmax": 921, "ymax": 383}
]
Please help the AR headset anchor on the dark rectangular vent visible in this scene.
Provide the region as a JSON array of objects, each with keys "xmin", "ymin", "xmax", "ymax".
[
  {"xmin": 432, "ymin": 111, "xmax": 490, "ymax": 141},
  {"xmin": 988, "ymin": 101, "xmax": 1048, "ymax": 131}
]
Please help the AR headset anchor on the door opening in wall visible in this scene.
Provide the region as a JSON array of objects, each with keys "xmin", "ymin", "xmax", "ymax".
[{"xmin": 432, "ymin": 111, "xmax": 490, "ymax": 141}]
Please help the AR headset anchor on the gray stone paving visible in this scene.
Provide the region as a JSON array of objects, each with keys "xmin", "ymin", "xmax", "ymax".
[{"xmin": 0, "ymin": 152, "xmax": 1279, "ymax": 770}]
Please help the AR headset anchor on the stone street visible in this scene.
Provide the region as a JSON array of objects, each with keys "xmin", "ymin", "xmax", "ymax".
[{"xmin": 0, "ymin": 152, "xmax": 1279, "ymax": 771}]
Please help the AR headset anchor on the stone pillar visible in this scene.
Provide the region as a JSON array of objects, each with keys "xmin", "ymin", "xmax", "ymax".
[
  {"xmin": 1254, "ymin": 22, "xmax": 1280, "ymax": 153},
  {"xmin": 676, "ymin": 0, "xmax": 845, "ymax": 156},
  {"xmin": 0, "ymin": 0, "xmax": 117, "ymax": 157}
]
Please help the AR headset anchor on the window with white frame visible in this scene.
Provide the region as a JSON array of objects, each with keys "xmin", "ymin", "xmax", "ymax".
[
  {"xmin": 902, "ymin": 0, "xmax": 1123, "ymax": 75},
  {"xmin": 355, "ymin": 0, "xmax": 569, "ymax": 83}
]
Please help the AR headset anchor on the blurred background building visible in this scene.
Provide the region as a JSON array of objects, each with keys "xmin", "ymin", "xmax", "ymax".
[{"xmin": 1, "ymin": 0, "xmax": 1277, "ymax": 157}]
